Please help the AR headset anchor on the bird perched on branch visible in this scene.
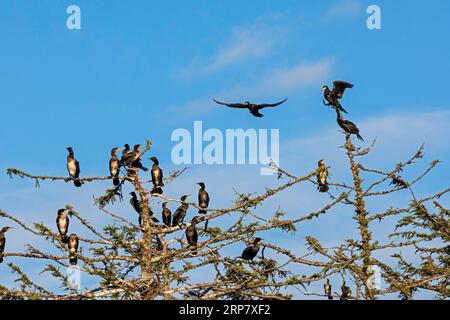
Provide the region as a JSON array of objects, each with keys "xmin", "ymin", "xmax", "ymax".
[
  {"xmin": 197, "ymin": 182, "xmax": 209, "ymax": 214},
  {"xmin": 186, "ymin": 216, "xmax": 200, "ymax": 255},
  {"xmin": 56, "ymin": 209, "xmax": 71, "ymax": 244},
  {"xmin": 109, "ymin": 147, "xmax": 121, "ymax": 186},
  {"xmin": 239, "ymin": 237, "xmax": 262, "ymax": 261},
  {"xmin": 390, "ymin": 175, "xmax": 408, "ymax": 189},
  {"xmin": 336, "ymin": 109, "xmax": 364, "ymax": 141},
  {"xmin": 340, "ymin": 281, "xmax": 351, "ymax": 300},
  {"xmin": 321, "ymin": 81, "xmax": 353, "ymax": 114},
  {"xmin": 150, "ymin": 157, "xmax": 164, "ymax": 194},
  {"xmin": 324, "ymin": 278, "xmax": 333, "ymax": 300},
  {"xmin": 66, "ymin": 147, "xmax": 82, "ymax": 187},
  {"xmin": 317, "ymin": 159, "xmax": 330, "ymax": 193},
  {"xmin": 68, "ymin": 233, "xmax": 79, "ymax": 265},
  {"xmin": 0, "ymin": 227, "xmax": 13, "ymax": 263},
  {"xmin": 122, "ymin": 144, "xmax": 132, "ymax": 157},
  {"xmin": 213, "ymin": 98, "xmax": 287, "ymax": 118},
  {"xmin": 130, "ymin": 192, "xmax": 159, "ymax": 225},
  {"xmin": 172, "ymin": 195, "xmax": 190, "ymax": 227},
  {"xmin": 120, "ymin": 144, "xmax": 143, "ymax": 168},
  {"xmin": 161, "ymin": 202, "xmax": 171, "ymax": 227}
]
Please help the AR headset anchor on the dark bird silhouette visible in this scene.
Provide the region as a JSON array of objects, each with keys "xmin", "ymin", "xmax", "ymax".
[
  {"xmin": 321, "ymin": 81, "xmax": 353, "ymax": 114},
  {"xmin": 129, "ymin": 192, "xmax": 158, "ymax": 225},
  {"xmin": 122, "ymin": 144, "xmax": 131, "ymax": 157},
  {"xmin": 336, "ymin": 109, "xmax": 364, "ymax": 141},
  {"xmin": 390, "ymin": 175, "xmax": 408, "ymax": 188},
  {"xmin": 162, "ymin": 202, "xmax": 171, "ymax": 227},
  {"xmin": 186, "ymin": 216, "xmax": 200, "ymax": 255},
  {"xmin": 150, "ymin": 157, "xmax": 164, "ymax": 194},
  {"xmin": 109, "ymin": 147, "xmax": 121, "ymax": 186},
  {"xmin": 56, "ymin": 209, "xmax": 71, "ymax": 244},
  {"xmin": 66, "ymin": 147, "xmax": 82, "ymax": 187},
  {"xmin": 68, "ymin": 233, "xmax": 79, "ymax": 265},
  {"xmin": 324, "ymin": 278, "xmax": 333, "ymax": 300},
  {"xmin": 340, "ymin": 281, "xmax": 351, "ymax": 300},
  {"xmin": 197, "ymin": 182, "xmax": 210, "ymax": 214},
  {"xmin": 317, "ymin": 159, "xmax": 329, "ymax": 193},
  {"xmin": 239, "ymin": 237, "xmax": 262, "ymax": 261},
  {"xmin": 172, "ymin": 195, "xmax": 190, "ymax": 227},
  {"xmin": 213, "ymin": 98, "xmax": 287, "ymax": 118},
  {"xmin": 0, "ymin": 227, "xmax": 13, "ymax": 263},
  {"xmin": 120, "ymin": 144, "xmax": 143, "ymax": 167}
]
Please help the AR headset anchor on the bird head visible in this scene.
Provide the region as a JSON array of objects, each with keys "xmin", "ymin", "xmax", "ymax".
[
  {"xmin": 321, "ymin": 85, "xmax": 329, "ymax": 92},
  {"xmin": 180, "ymin": 194, "xmax": 191, "ymax": 201},
  {"xmin": 124, "ymin": 144, "xmax": 130, "ymax": 149},
  {"xmin": 130, "ymin": 192, "xmax": 137, "ymax": 198},
  {"xmin": 112, "ymin": 147, "xmax": 121, "ymax": 154},
  {"xmin": 162, "ymin": 202, "xmax": 168, "ymax": 207},
  {"xmin": 197, "ymin": 182, "xmax": 205, "ymax": 188},
  {"xmin": 133, "ymin": 144, "xmax": 141, "ymax": 151},
  {"xmin": 254, "ymin": 237, "xmax": 263, "ymax": 244},
  {"xmin": 150, "ymin": 156, "xmax": 159, "ymax": 164},
  {"xmin": 66, "ymin": 147, "xmax": 74, "ymax": 155},
  {"xmin": 1, "ymin": 226, "xmax": 13, "ymax": 233},
  {"xmin": 244, "ymin": 101, "xmax": 251, "ymax": 105},
  {"xmin": 191, "ymin": 216, "xmax": 200, "ymax": 224},
  {"xmin": 318, "ymin": 159, "xmax": 325, "ymax": 167}
]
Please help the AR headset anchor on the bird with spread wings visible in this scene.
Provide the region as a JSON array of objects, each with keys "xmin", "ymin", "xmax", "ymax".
[{"xmin": 213, "ymin": 98, "xmax": 287, "ymax": 118}]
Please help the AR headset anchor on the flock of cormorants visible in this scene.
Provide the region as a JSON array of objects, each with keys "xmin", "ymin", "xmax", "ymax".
[{"xmin": 0, "ymin": 81, "xmax": 363, "ymax": 298}]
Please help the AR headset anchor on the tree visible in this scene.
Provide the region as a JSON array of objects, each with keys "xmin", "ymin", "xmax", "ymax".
[{"xmin": 0, "ymin": 135, "xmax": 448, "ymax": 300}]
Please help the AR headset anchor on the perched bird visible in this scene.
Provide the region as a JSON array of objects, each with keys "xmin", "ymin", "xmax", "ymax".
[
  {"xmin": 161, "ymin": 202, "xmax": 172, "ymax": 227},
  {"xmin": 213, "ymin": 98, "xmax": 287, "ymax": 118},
  {"xmin": 317, "ymin": 159, "xmax": 330, "ymax": 193},
  {"xmin": 197, "ymin": 182, "xmax": 210, "ymax": 214},
  {"xmin": 120, "ymin": 144, "xmax": 143, "ymax": 167},
  {"xmin": 66, "ymin": 147, "xmax": 82, "ymax": 187},
  {"xmin": 390, "ymin": 175, "xmax": 408, "ymax": 188},
  {"xmin": 340, "ymin": 281, "xmax": 352, "ymax": 300},
  {"xmin": 122, "ymin": 144, "xmax": 132, "ymax": 157},
  {"xmin": 129, "ymin": 192, "xmax": 158, "ymax": 225},
  {"xmin": 56, "ymin": 209, "xmax": 71, "ymax": 244},
  {"xmin": 172, "ymin": 195, "xmax": 190, "ymax": 227},
  {"xmin": 0, "ymin": 227, "xmax": 13, "ymax": 263},
  {"xmin": 336, "ymin": 109, "xmax": 364, "ymax": 141},
  {"xmin": 150, "ymin": 157, "xmax": 164, "ymax": 194},
  {"xmin": 324, "ymin": 278, "xmax": 333, "ymax": 300},
  {"xmin": 239, "ymin": 237, "xmax": 262, "ymax": 261},
  {"xmin": 186, "ymin": 216, "xmax": 200, "ymax": 254},
  {"xmin": 321, "ymin": 81, "xmax": 353, "ymax": 114},
  {"xmin": 109, "ymin": 147, "xmax": 121, "ymax": 186},
  {"xmin": 68, "ymin": 233, "xmax": 79, "ymax": 265}
]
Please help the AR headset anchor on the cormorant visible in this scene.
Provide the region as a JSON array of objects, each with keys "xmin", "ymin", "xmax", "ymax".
[
  {"xmin": 122, "ymin": 144, "xmax": 131, "ymax": 157},
  {"xmin": 336, "ymin": 109, "xmax": 364, "ymax": 141},
  {"xmin": 213, "ymin": 98, "xmax": 287, "ymax": 118},
  {"xmin": 317, "ymin": 159, "xmax": 329, "ymax": 193},
  {"xmin": 186, "ymin": 216, "xmax": 199, "ymax": 254},
  {"xmin": 150, "ymin": 157, "xmax": 164, "ymax": 194},
  {"xmin": 109, "ymin": 147, "xmax": 121, "ymax": 186},
  {"xmin": 324, "ymin": 278, "xmax": 333, "ymax": 300},
  {"xmin": 172, "ymin": 195, "xmax": 190, "ymax": 227},
  {"xmin": 197, "ymin": 182, "xmax": 209, "ymax": 214},
  {"xmin": 340, "ymin": 281, "xmax": 351, "ymax": 300},
  {"xmin": 56, "ymin": 209, "xmax": 71, "ymax": 244},
  {"xmin": 66, "ymin": 147, "xmax": 82, "ymax": 187},
  {"xmin": 120, "ymin": 144, "xmax": 142, "ymax": 167},
  {"xmin": 239, "ymin": 237, "xmax": 262, "ymax": 261},
  {"xmin": 129, "ymin": 192, "xmax": 158, "ymax": 225},
  {"xmin": 68, "ymin": 233, "xmax": 79, "ymax": 265},
  {"xmin": 321, "ymin": 81, "xmax": 353, "ymax": 114},
  {"xmin": 162, "ymin": 202, "xmax": 171, "ymax": 227},
  {"xmin": 390, "ymin": 175, "xmax": 408, "ymax": 188},
  {"xmin": 0, "ymin": 227, "xmax": 13, "ymax": 263}
]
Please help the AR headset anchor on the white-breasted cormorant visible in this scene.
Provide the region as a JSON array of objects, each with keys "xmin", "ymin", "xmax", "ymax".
[
  {"xmin": 317, "ymin": 159, "xmax": 330, "ymax": 193},
  {"xmin": 324, "ymin": 278, "xmax": 333, "ymax": 300},
  {"xmin": 0, "ymin": 227, "xmax": 13, "ymax": 263},
  {"xmin": 336, "ymin": 109, "xmax": 364, "ymax": 141},
  {"xmin": 162, "ymin": 202, "xmax": 171, "ymax": 227},
  {"xmin": 239, "ymin": 237, "xmax": 262, "ymax": 261},
  {"xmin": 66, "ymin": 147, "xmax": 82, "ymax": 187},
  {"xmin": 213, "ymin": 98, "xmax": 287, "ymax": 118},
  {"xmin": 130, "ymin": 192, "xmax": 158, "ymax": 225},
  {"xmin": 120, "ymin": 144, "xmax": 142, "ymax": 167},
  {"xmin": 197, "ymin": 182, "xmax": 209, "ymax": 214},
  {"xmin": 186, "ymin": 216, "xmax": 199, "ymax": 254},
  {"xmin": 321, "ymin": 81, "xmax": 353, "ymax": 114},
  {"xmin": 56, "ymin": 209, "xmax": 71, "ymax": 244},
  {"xmin": 150, "ymin": 157, "xmax": 164, "ymax": 194},
  {"xmin": 172, "ymin": 195, "xmax": 190, "ymax": 227},
  {"xmin": 340, "ymin": 281, "xmax": 351, "ymax": 300},
  {"xmin": 109, "ymin": 147, "xmax": 121, "ymax": 186},
  {"xmin": 68, "ymin": 233, "xmax": 79, "ymax": 265}
]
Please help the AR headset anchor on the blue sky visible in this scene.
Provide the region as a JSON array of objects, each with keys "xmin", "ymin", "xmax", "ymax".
[{"xmin": 0, "ymin": 0, "xmax": 449, "ymax": 299}]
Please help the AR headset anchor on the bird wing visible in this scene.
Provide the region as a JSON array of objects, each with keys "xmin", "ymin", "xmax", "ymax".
[
  {"xmin": 256, "ymin": 99, "xmax": 288, "ymax": 109},
  {"xmin": 332, "ymin": 81, "xmax": 353, "ymax": 99},
  {"xmin": 213, "ymin": 99, "xmax": 247, "ymax": 109}
]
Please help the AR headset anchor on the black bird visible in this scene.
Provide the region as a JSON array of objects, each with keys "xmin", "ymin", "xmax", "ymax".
[
  {"xmin": 213, "ymin": 98, "xmax": 287, "ymax": 118},
  {"xmin": 197, "ymin": 182, "xmax": 209, "ymax": 214},
  {"xmin": 66, "ymin": 147, "xmax": 82, "ymax": 187},
  {"xmin": 122, "ymin": 144, "xmax": 131, "ymax": 157},
  {"xmin": 239, "ymin": 237, "xmax": 262, "ymax": 261},
  {"xmin": 324, "ymin": 278, "xmax": 333, "ymax": 300},
  {"xmin": 186, "ymin": 216, "xmax": 200, "ymax": 255},
  {"xmin": 120, "ymin": 144, "xmax": 143, "ymax": 167},
  {"xmin": 56, "ymin": 209, "xmax": 71, "ymax": 244},
  {"xmin": 0, "ymin": 227, "xmax": 13, "ymax": 263},
  {"xmin": 162, "ymin": 202, "xmax": 171, "ymax": 227},
  {"xmin": 68, "ymin": 233, "xmax": 79, "ymax": 265},
  {"xmin": 336, "ymin": 109, "xmax": 364, "ymax": 141},
  {"xmin": 317, "ymin": 159, "xmax": 330, "ymax": 193},
  {"xmin": 109, "ymin": 147, "xmax": 121, "ymax": 186},
  {"xmin": 129, "ymin": 192, "xmax": 158, "ymax": 225},
  {"xmin": 150, "ymin": 157, "xmax": 164, "ymax": 194},
  {"xmin": 172, "ymin": 195, "xmax": 190, "ymax": 227},
  {"xmin": 340, "ymin": 281, "xmax": 352, "ymax": 300},
  {"xmin": 321, "ymin": 81, "xmax": 353, "ymax": 114}
]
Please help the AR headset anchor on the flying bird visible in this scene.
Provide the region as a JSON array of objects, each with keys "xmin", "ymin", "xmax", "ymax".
[
  {"xmin": 56, "ymin": 209, "xmax": 71, "ymax": 244},
  {"xmin": 172, "ymin": 195, "xmax": 190, "ymax": 227},
  {"xmin": 161, "ymin": 202, "xmax": 172, "ymax": 227},
  {"xmin": 317, "ymin": 160, "xmax": 330, "ymax": 193},
  {"xmin": 213, "ymin": 98, "xmax": 287, "ymax": 118},
  {"xmin": 321, "ymin": 81, "xmax": 353, "ymax": 114},
  {"xmin": 0, "ymin": 227, "xmax": 13, "ymax": 263},
  {"xmin": 150, "ymin": 157, "xmax": 164, "ymax": 194},
  {"xmin": 186, "ymin": 216, "xmax": 200, "ymax": 255},
  {"xmin": 336, "ymin": 109, "xmax": 364, "ymax": 141},
  {"xmin": 109, "ymin": 147, "xmax": 121, "ymax": 186},
  {"xmin": 239, "ymin": 237, "xmax": 262, "ymax": 261},
  {"xmin": 197, "ymin": 182, "xmax": 210, "ymax": 214},
  {"xmin": 324, "ymin": 278, "xmax": 333, "ymax": 300},
  {"xmin": 68, "ymin": 233, "xmax": 79, "ymax": 265},
  {"xmin": 66, "ymin": 147, "xmax": 82, "ymax": 187}
]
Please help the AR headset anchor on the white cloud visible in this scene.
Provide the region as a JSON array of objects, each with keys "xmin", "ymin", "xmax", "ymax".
[{"xmin": 322, "ymin": 0, "xmax": 363, "ymax": 21}]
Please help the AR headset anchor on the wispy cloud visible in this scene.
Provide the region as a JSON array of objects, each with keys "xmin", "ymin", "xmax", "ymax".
[{"xmin": 322, "ymin": 0, "xmax": 363, "ymax": 22}]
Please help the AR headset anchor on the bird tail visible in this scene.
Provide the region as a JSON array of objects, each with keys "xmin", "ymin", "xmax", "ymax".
[
  {"xmin": 141, "ymin": 166, "xmax": 149, "ymax": 172},
  {"xmin": 113, "ymin": 177, "xmax": 120, "ymax": 186},
  {"xmin": 69, "ymin": 255, "xmax": 78, "ymax": 266},
  {"xmin": 339, "ymin": 105, "xmax": 348, "ymax": 114},
  {"xmin": 61, "ymin": 235, "xmax": 69, "ymax": 244},
  {"xmin": 198, "ymin": 209, "xmax": 207, "ymax": 214},
  {"xmin": 151, "ymin": 216, "xmax": 160, "ymax": 223},
  {"xmin": 357, "ymin": 133, "xmax": 365, "ymax": 142},
  {"xmin": 151, "ymin": 187, "xmax": 163, "ymax": 195},
  {"xmin": 318, "ymin": 184, "xmax": 329, "ymax": 193},
  {"xmin": 328, "ymin": 294, "xmax": 333, "ymax": 300},
  {"xmin": 74, "ymin": 180, "xmax": 82, "ymax": 187},
  {"xmin": 190, "ymin": 246, "xmax": 197, "ymax": 255},
  {"xmin": 0, "ymin": 256, "xmax": 3, "ymax": 263}
]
